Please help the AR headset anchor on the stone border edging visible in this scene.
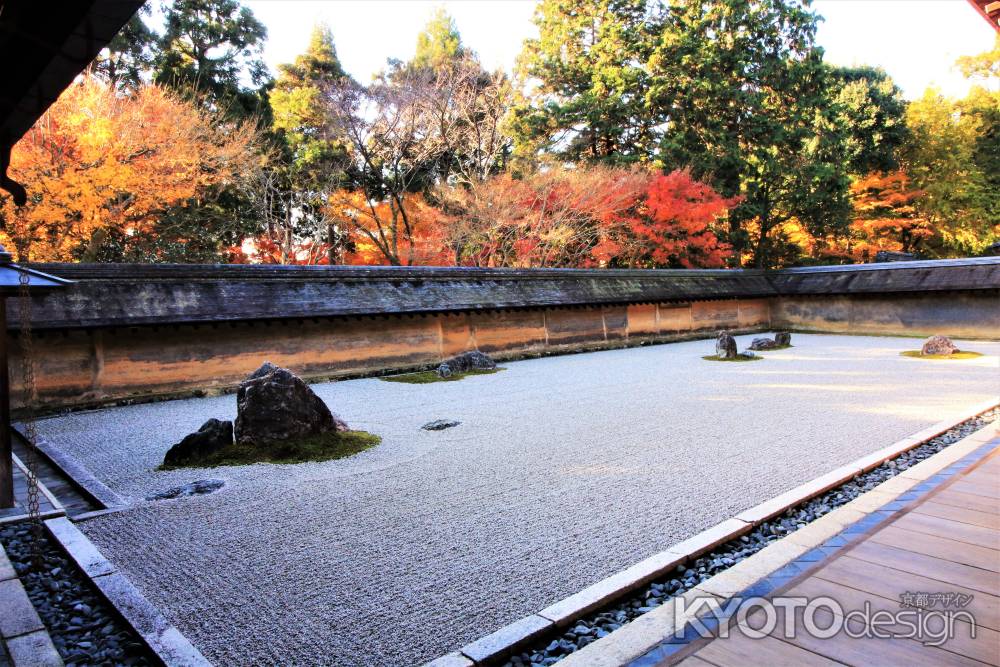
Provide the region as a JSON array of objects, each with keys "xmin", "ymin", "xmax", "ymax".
[
  {"xmin": 43, "ymin": 517, "xmax": 210, "ymax": 667},
  {"xmin": 426, "ymin": 397, "xmax": 999, "ymax": 667}
]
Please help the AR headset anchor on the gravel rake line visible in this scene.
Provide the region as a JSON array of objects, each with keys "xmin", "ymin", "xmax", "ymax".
[{"xmin": 506, "ymin": 407, "xmax": 999, "ymax": 667}]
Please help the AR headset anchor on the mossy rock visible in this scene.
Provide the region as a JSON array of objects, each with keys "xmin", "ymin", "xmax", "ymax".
[
  {"xmin": 159, "ymin": 429, "xmax": 381, "ymax": 469},
  {"xmin": 380, "ymin": 368, "xmax": 504, "ymax": 384},
  {"xmin": 900, "ymin": 350, "xmax": 984, "ymax": 360},
  {"xmin": 701, "ymin": 354, "xmax": 763, "ymax": 363}
]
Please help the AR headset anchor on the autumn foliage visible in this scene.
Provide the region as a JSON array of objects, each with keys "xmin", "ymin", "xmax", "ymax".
[
  {"xmin": 844, "ymin": 171, "xmax": 930, "ymax": 261},
  {"xmin": 0, "ymin": 77, "xmax": 257, "ymax": 261}
]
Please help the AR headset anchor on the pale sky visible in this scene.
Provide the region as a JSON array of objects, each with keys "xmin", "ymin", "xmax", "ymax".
[{"xmin": 242, "ymin": 0, "xmax": 995, "ymax": 100}]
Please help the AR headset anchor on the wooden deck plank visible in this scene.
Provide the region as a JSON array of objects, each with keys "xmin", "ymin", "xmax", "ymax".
[
  {"xmin": 869, "ymin": 525, "xmax": 1000, "ymax": 572},
  {"xmin": 932, "ymin": 489, "xmax": 1000, "ymax": 515},
  {"xmin": 846, "ymin": 540, "xmax": 1000, "ymax": 595},
  {"xmin": 913, "ymin": 501, "xmax": 1000, "ymax": 530},
  {"xmin": 693, "ymin": 631, "xmax": 845, "ymax": 667},
  {"xmin": 892, "ymin": 512, "xmax": 1000, "ymax": 550},
  {"xmin": 772, "ymin": 577, "xmax": 997, "ymax": 666},
  {"xmin": 814, "ymin": 555, "xmax": 999, "ymax": 631},
  {"xmin": 948, "ymin": 481, "xmax": 1000, "ymax": 501},
  {"xmin": 672, "ymin": 655, "xmax": 718, "ymax": 667}
]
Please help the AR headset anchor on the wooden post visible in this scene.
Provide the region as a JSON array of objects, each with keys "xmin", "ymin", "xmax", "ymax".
[{"xmin": 0, "ymin": 297, "xmax": 11, "ymax": 508}]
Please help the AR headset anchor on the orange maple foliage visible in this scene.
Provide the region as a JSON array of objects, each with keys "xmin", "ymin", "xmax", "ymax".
[
  {"xmin": 842, "ymin": 170, "xmax": 930, "ymax": 261},
  {"xmin": 435, "ymin": 167, "xmax": 734, "ymax": 268},
  {"xmin": 330, "ymin": 190, "xmax": 452, "ymax": 266},
  {"xmin": 628, "ymin": 170, "xmax": 736, "ymax": 268},
  {"xmin": 0, "ymin": 77, "xmax": 257, "ymax": 261}
]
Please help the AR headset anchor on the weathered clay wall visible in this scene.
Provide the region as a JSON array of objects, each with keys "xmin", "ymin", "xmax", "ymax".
[
  {"xmin": 14, "ymin": 299, "xmax": 770, "ymax": 410},
  {"xmin": 770, "ymin": 291, "xmax": 1000, "ymax": 340},
  {"xmin": 11, "ymin": 258, "xmax": 1000, "ymax": 411}
]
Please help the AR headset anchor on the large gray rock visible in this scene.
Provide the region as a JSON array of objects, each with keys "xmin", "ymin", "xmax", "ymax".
[
  {"xmin": 235, "ymin": 362, "xmax": 346, "ymax": 445},
  {"xmin": 436, "ymin": 351, "xmax": 497, "ymax": 378},
  {"xmin": 163, "ymin": 419, "xmax": 233, "ymax": 466},
  {"xmin": 715, "ymin": 331, "xmax": 738, "ymax": 359},
  {"xmin": 775, "ymin": 332, "xmax": 792, "ymax": 347},
  {"xmin": 748, "ymin": 337, "xmax": 780, "ymax": 351},
  {"xmin": 921, "ymin": 335, "xmax": 959, "ymax": 356}
]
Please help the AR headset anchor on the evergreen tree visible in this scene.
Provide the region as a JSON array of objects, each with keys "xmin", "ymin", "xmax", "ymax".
[
  {"xmin": 268, "ymin": 24, "xmax": 353, "ymax": 262},
  {"xmin": 154, "ymin": 0, "xmax": 270, "ymax": 118},
  {"xmin": 510, "ymin": 0, "xmax": 657, "ymax": 165},
  {"xmin": 647, "ymin": 0, "xmax": 850, "ymax": 267},
  {"xmin": 412, "ymin": 8, "xmax": 468, "ymax": 72},
  {"xmin": 271, "ymin": 24, "xmax": 350, "ymax": 173},
  {"xmin": 827, "ymin": 65, "xmax": 909, "ymax": 176},
  {"xmin": 93, "ymin": 8, "xmax": 158, "ymax": 90}
]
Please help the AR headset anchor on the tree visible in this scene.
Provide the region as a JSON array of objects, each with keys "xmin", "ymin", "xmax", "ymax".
[
  {"xmin": 902, "ymin": 88, "xmax": 995, "ymax": 256},
  {"xmin": 154, "ymin": 0, "xmax": 270, "ymax": 118},
  {"xmin": 628, "ymin": 170, "xmax": 734, "ymax": 268},
  {"xmin": 322, "ymin": 56, "xmax": 512, "ymax": 266},
  {"xmin": 827, "ymin": 65, "xmax": 909, "ymax": 176},
  {"xmin": 845, "ymin": 170, "xmax": 931, "ymax": 260},
  {"xmin": 647, "ymin": 0, "xmax": 850, "ymax": 268},
  {"xmin": 956, "ymin": 33, "xmax": 999, "ymax": 81},
  {"xmin": 0, "ymin": 78, "xmax": 258, "ymax": 262},
  {"xmin": 511, "ymin": 0, "xmax": 658, "ymax": 166},
  {"xmin": 92, "ymin": 8, "xmax": 158, "ymax": 90},
  {"xmin": 436, "ymin": 166, "xmax": 733, "ymax": 268},
  {"xmin": 411, "ymin": 8, "xmax": 469, "ymax": 73},
  {"xmin": 269, "ymin": 24, "xmax": 352, "ymax": 262}
]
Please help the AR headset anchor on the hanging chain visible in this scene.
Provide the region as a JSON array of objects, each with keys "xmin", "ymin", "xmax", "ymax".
[{"xmin": 17, "ymin": 270, "xmax": 43, "ymax": 563}]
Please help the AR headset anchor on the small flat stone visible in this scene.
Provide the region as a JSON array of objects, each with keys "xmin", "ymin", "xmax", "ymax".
[{"xmin": 421, "ymin": 420, "xmax": 461, "ymax": 431}]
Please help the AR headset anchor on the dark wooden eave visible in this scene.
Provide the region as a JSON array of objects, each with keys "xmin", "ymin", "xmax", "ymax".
[
  {"xmin": 0, "ymin": 0, "xmax": 145, "ymax": 204},
  {"xmin": 968, "ymin": 0, "xmax": 1000, "ymax": 30}
]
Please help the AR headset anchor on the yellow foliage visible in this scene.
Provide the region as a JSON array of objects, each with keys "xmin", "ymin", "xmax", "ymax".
[{"xmin": 1, "ymin": 77, "xmax": 257, "ymax": 261}]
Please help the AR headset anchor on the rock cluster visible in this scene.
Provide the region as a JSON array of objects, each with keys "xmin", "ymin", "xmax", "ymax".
[
  {"xmin": 748, "ymin": 331, "xmax": 792, "ymax": 351},
  {"xmin": 163, "ymin": 362, "xmax": 347, "ymax": 465},
  {"xmin": 163, "ymin": 418, "xmax": 232, "ymax": 466},
  {"xmin": 235, "ymin": 362, "xmax": 346, "ymax": 445},
  {"xmin": 146, "ymin": 479, "xmax": 226, "ymax": 501},
  {"xmin": 436, "ymin": 350, "xmax": 497, "ymax": 378},
  {"xmin": 421, "ymin": 419, "xmax": 461, "ymax": 431},
  {"xmin": 921, "ymin": 335, "xmax": 959, "ymax": 356},
  {"xmin": 714, "ymin": 331, "xmax": 738, "ymax": 359}
]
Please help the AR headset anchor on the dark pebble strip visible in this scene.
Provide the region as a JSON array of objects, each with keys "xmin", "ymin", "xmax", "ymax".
[{"xmin": 0, "ymin": 523, "xmax": 154, "ymax": 667}]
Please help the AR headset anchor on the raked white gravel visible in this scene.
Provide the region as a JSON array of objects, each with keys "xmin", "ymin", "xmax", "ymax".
[{"xmin": 33, "ymin": 333, "xmax": 1000, "ymax": 666}]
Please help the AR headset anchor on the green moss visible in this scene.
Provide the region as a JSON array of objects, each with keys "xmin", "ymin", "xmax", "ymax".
[
  {"xmin": 754, "ymin": 344, "xmax": 793, "ymax": 351},
  {"xmin": 701, "ymin": 354, "xmax": 763, "ymax": 362},
  {"xmin": 380, "ymin": 368, "xmax": 504, "ymax": 384},
  {"xmin": 900, "ymin": 350, "xmax": 984, "ymax": 360},
  {"xmin": 159, "ymin": 430, "xmax": 381, "ymax": 469}
]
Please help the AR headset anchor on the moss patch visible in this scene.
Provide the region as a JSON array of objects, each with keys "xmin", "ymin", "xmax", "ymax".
[
  {"xmin": 380, "ymin": 368, "xmax": 504, "ymax": 384},
  {"xmin": 160, "ymin": 430, "xmax": 381, "ymax": 469},
  {"xmin": 900, "ymin": 350, "xmax": 984, "ymax": 360},
  {"xmin": 702, "ymin": 354, "xmax": 763, "ymax": 362},
  {"xmin": 753, "ymin": 344, "xmax": 793, "ymax": 351}
]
